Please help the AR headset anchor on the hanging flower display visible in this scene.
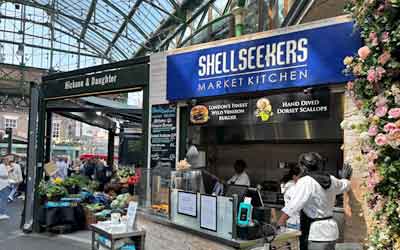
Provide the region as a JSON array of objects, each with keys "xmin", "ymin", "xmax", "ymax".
[{"xmin": 343, "ymin": 0, "xmax": 400, "ymax": 249}]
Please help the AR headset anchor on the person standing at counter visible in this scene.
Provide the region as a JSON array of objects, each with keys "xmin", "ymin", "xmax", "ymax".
[
  {"xmin": 280, "ymin": 165, "xmax": 303, "ymax": 230},
  {"xmin": 227, "ymin": 160, "xmax": 250, "ymax": 187},
  {"xmin": 277, "ymin": 152, "xmax": 353, "ymax": 250}
]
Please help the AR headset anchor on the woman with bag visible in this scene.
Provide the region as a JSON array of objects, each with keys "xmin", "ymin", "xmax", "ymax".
[{"xmin": 8, "ymin": 158, "xmax": 23, "ymax": 203}]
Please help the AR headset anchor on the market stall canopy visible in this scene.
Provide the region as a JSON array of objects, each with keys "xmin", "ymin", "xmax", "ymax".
[
  {"xmin": 47, "ymin": 96, "xmax": 143, "ymax": 131},
  {"xmin": 79, "ymin": 153, "xmax": 118, "ymax": 161}
]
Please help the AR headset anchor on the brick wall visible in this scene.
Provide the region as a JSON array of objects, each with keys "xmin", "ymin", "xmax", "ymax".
[{"xmin": 342, "ymin": 95, "xmax": 370, "ymax": 244}]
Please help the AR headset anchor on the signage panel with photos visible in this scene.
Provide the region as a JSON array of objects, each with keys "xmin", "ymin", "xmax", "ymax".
[{"xmin": 190, "ymin": 89, "xmax": 330, "ymax": 126}]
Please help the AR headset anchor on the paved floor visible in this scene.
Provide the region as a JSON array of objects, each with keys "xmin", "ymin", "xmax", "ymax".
[{"xmin": 0, "ymin": 199, "xmax": 89, "ymax": 250}]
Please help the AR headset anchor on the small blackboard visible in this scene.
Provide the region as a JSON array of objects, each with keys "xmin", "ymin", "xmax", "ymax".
[{"xmin": 150, "ymin": 104, "xmax": 177, "ymax": 168}]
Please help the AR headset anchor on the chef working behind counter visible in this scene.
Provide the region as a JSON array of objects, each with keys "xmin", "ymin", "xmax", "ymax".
[
  {"xmin": 277, "ymin": 152, "xmax": 353, "ymax": 250},
  {"xmin": 227, "ymin": 160, "xmax": 250, "ymax": 187}
]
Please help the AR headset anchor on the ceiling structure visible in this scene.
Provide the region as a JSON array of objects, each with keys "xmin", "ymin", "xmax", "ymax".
[{"xmin": 0, "ymin": 0, "xmax": 312, "ymax": 102}]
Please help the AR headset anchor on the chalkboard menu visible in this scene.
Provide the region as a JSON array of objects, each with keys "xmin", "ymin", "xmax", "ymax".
[{"xmin": 150, "ymin": 104, "xmax": 177, "ymax": 168}]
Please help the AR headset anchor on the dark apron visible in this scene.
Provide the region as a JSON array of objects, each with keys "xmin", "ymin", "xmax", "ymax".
[{"xmin": 300, "ymin": 210, "xmax": 333, "ymax": 250}]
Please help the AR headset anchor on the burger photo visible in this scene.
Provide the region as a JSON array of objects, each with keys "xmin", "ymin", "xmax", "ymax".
[{"xmin": 190, "ymin": 105, "xmax": 209, "ymax": 124}]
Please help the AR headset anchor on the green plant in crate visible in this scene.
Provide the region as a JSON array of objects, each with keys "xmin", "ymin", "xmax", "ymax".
[{"xmin": 46, "ymin": 183, "xmax": 68, "ymax": 201}]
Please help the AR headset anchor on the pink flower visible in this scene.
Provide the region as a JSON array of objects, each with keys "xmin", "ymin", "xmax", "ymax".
[
  {"xmin": 388, "ymin": 108, "xmax": 400, "ymax": 118},
  {"xmin": 367, "ymin": 150, "xmax": 379, "ymax": 161},
  {"xmin": 375, "ymin": 105, "xmax": 388, "ymax": 117},
  {"xmin": 368, "ymin": 125, "xmax": 379, "ymax": 136},
  {"xmin": 376, "ymin": 95, "xmax": 388, "ymax": 107},
  {"xmin": 377, "ymin": 4, "xmax": 386, "ymax": 14},
  {"xmin": 381, "ymin": 32, "xmax": 389, "ymax": 43},
  {"xmin": 368, "ymin": 67, "xmax": 386, "ymax": 83},
  {"xmin": 375, "ymin": 133, "xmax": 388, "ymax": 146},
  {"xmin": 358, "ymin": 46, "xmax": 371, "ymax": 60},
  {"xmin": 367, "ymin": 69, "xmax": 376, "ymax": 83},
  {"xmin": 388, "ymin": 128, "xmax": 400, "ymax": 142},
  {"xmin": 347, "ymin": 81, "xmax": 354, "ymax": 90},
  {"xmin": 384, "ymin": 122, "xmax": 397, "ymax": 132},
  {"xmin": 376, "ymin": 66, "xmax": 386, "ymax": 79},
  {"xmin": 378, "ymin": 51, "xmax": 391, "ymax": 65},
  {"xmin": 369, "ymin": 32, "xmax": 379, "ymax": 46}
]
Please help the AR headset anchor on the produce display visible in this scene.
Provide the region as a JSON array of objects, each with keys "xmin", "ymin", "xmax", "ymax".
[
  {"xmin": 111, "ymin": 193, "xmax": 132, "ymax": 209},
  {"xmin": 117, "ymin": 167, "xmax": 135, "ymax": 180},
  {"xmin": 39, "ymin": 164, "xmax": 142, "ymax": 229}
]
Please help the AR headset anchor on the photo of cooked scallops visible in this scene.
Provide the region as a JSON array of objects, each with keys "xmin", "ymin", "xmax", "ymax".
[{"xmin": 255, "ymin": 98, "xmax": 273, "ymax": 121}]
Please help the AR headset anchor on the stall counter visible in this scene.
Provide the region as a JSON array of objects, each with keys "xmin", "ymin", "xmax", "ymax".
[{"xmin": 137, "ymin": 211, "xmax": 300, "ymax": 250}]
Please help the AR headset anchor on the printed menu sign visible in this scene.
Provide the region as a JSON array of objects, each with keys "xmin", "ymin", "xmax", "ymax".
[
  {"xmin": 190, "ymin": 89, "xmax": 330, "ymax": 126},
  {"xmin": 178, "ymin": 191, "xmax": 197, "ymax": 217},
  {"xmin": 200, "ymin": 195, "xmax": 217, "ymax": 231},
  {"xmin": 150, "ymin": 104, "xmax": 177, "ymax": 168}
]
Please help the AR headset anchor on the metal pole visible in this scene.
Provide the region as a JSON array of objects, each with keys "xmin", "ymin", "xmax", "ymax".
[
  {"xmin": 22, "ymin": 82, "xmax": 40, "ymax": 232},
  {"xmin": 232, "ymin": 1, "xmax": 248, "ymax": 37},
  {"xmin": 45, "ymin": 112, "xmax": 53, "ymax": 163},
  {"xmin": 232, "ymin": 194, "xmax": 238, "ymax": 239},
  {"xmin": 107, "ymin": 130, "xmax": 115, "ymax": 167},
  {"xmin": 6, "ymin": 128, "xmax": 12, "ymax": 154},
  {"xmin": 142, "ymin": 85, "xmax": 151, "ymax": 207},
  {"xmin": 32, "ymin": 85, "xmax": 46, "ymax": 233}
]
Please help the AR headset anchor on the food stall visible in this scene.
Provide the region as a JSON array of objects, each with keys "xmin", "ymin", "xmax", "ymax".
[{"xmin": 136, "ymin": 17, "xmax": 361, "ymax": 250}]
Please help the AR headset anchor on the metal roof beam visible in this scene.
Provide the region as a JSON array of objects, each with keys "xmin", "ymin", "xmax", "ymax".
[
  {"xmin": 80, "ymin": 0, "xmax": 98, "ymax": 40},
  {"xmin": 166, "ymin": 0, "xmax": 179, "ymax": 9},
  {"xmin": 0, "ymin": 39, "xmax": 101, "ymax": 58},
  {"xmin": 157, "ymin": 0, "xmax": 216, "ymax": 50},
  {"xmin": 102, "ymin": 0, "xmax": 149, "ymax": 40},
  {"xmin": 143, "ymin": 0, "xmax": 184, "ymax": 23},
  {"xmin": 103, "ymin": 0, "xmax": 145, "ymax": 56},
  {"xmin": 0, "ymin": 14, "xmax": 109, "ymax": 60},
  {"xmin": 7, "ymin": 0, "xmax": 127, "ymax": 59}
]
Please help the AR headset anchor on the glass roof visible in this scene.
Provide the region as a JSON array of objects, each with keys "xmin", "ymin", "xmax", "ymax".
[
  {"xmin": 0, "ymin": 0, "xmax": 184, "ymax": 70},
  {"xmin": 0, "ymin": 0, "xmax": 297, "ymax": 71}
]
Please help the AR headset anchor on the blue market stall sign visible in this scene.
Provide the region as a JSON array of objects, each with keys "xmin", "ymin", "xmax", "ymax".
[{"xmin": 167, "ymin": 22, "xmax": 362, "ymax": 101}]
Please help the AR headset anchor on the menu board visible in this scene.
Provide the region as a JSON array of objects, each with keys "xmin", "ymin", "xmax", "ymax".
[
  {"xmin": 178, "ymin": 191, "xmax": 197, "ymax": 217},
  {"xmin": 190, "ymin": 89, "xmax": 330, "ymax": 126},
  {"xmin": 200, "ymin": 195, "xmax": 217, "ymax": 231},
  {"xmin": 150, "ymin": 104, "xmax": 177, "ymax": 168}
]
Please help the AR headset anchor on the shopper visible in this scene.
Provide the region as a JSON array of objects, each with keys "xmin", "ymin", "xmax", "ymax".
[
  {"xmin": 277, "ymin": 153, "xmax": 353, "ymax": 250},
  {"xmin": 8, "ymin": 158, "xmax": 23, "ymax": 203},
  {"xmin": 227, "ymin": 159, "xmax": 250, "ymax": 186},
  {"xmin": 280, "ymin": 165, "xmax": 303, "ymax": 230},
  {"xmin": 55, "ymin": 157, "xmax": 68, "ymax": 180},
  {"xmin": 0, "ymin": 158, "xmax": 12, "ymax": 220}
]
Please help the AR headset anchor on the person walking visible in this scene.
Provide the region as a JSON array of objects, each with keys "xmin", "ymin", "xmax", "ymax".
[
  {"xmin": 277, "ymin": 152, "xmax": 353, "ymax": 250},
  {"xmin": 0, "ymin": 157, "xmax": 12, "ymax": 220},
  {"xmin": 8, "ymin": 158, "xmax": 23, "ymax": 203}
]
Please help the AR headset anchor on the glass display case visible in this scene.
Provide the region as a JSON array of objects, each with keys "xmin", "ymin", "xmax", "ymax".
[
  {"xmin": 170, "ymin": 169, "xmax": 204, "ymax": 193},
  {"xmin": 150, "ymin": 166, "xmax": 171, "ymax": 216}
]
